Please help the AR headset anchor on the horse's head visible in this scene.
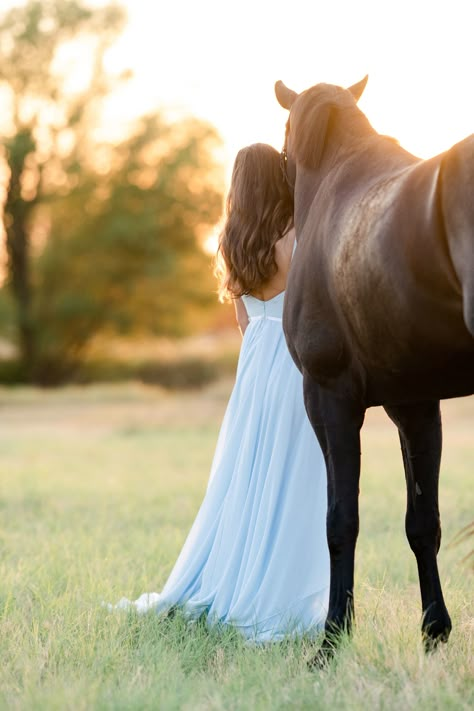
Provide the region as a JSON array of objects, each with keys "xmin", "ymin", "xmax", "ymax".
[{"xmin": 275, "ymin": 76, "xmax": 369, "ymax": 186}]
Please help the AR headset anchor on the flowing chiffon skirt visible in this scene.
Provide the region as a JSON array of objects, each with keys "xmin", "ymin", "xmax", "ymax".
[{"xmin": 111, "ymin": 292, "xmax": 330, "ymax": 642}]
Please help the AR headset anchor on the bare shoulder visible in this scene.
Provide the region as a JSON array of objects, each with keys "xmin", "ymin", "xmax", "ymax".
[
  {"xmin": 274, "ymin": 227, "xmax": 296, "ymax": 267},
  {"xmin": 252, "ymin": 228, "xmax": 295, "ymax": 300}
]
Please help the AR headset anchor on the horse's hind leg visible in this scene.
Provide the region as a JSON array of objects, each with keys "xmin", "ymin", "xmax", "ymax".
[{"xmin": 384, "ymin": 400, "xmax": 452, "ymax": 650}]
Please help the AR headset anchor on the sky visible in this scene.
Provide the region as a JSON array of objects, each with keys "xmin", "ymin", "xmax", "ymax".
[{"xmin": 97, "ymin": 0, "xmax": 474, "ymax": 184}]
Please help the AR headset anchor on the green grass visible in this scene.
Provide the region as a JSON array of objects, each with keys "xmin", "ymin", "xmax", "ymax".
[{"xmin": 0, "ymin": 382, "xmax": 472, "ymax": 710}]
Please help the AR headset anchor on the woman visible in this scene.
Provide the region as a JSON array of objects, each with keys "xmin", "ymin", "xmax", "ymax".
[{"xmin": 112, "ymin": 144, "xmax": 329, "ymax": 641}]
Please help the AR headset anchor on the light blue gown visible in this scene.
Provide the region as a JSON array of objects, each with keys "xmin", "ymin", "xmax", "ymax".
[{"xmin": 112, "ymin": 290, "xmax": 330, "ymax": 642}]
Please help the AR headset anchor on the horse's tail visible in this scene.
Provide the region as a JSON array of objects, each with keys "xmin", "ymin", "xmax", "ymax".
[{"xmin": 440, "ymin": 135, "xmax": 474, "ymax": 338}]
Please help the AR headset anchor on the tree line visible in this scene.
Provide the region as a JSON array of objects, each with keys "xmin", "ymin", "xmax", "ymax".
[{"xmin": 0, "ymin": 0, "xmax": 224, "ymax": 384}]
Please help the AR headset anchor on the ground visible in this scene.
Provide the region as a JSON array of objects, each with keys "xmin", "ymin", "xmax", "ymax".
[{"xmin": 0, "ymin": 381, "xmax": 472, "ymax": 710}]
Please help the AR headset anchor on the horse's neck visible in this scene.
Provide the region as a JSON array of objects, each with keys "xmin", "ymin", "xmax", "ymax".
[
  {"xmin": 294, "ymin": 131, "xmax": 374, "ymax": 220},
  {"xmin": 294, "ymin": 167, "xmax": 321, "ymax": 229},
  {"xmin": 294, "ymin": 137, "xmax": 419, "ymax": 233},
  {"xmin": 306, "ymin": 134, "xmax": 416, "ymax": 191}
]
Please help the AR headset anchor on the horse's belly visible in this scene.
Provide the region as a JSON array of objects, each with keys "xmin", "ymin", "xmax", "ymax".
[{"xmin": 365, "ymin": 349, "xmax": 474, "ymax": 406}]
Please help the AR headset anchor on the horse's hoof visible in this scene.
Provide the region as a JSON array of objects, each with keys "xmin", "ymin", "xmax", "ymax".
[
  {"xmin": 307, "ymin": 639, "xmax": 336, "ymax": 671},
  {"xmin": 423, "ymin": 629, "xmax": 450, "ymax": 654},
  {"xmin": 422, "ymin": 608, "xmax": 452, "ymax": 654}
]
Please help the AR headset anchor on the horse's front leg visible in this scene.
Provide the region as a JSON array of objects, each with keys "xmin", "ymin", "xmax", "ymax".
[
  {"xmin": 384, "ymin": 400, "xmax": 452, "ymax": 651},
  {"xmin": 303, "ymin": 375, "xmax": 365, "ymax": 666}
]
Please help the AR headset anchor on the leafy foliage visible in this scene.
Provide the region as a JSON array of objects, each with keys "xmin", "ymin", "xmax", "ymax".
[
  {"xmin": 32, "ymin": 113, "xmax": 223, "ymax": 382},
  {"xmin": 0, "ymin": 1, "xmax": 224, "ymax": 384}
]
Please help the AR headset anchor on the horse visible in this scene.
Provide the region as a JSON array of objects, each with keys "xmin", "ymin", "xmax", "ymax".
[{"xmin": 274, "ymin": 76, "xmax": 474, "ymax": 665}]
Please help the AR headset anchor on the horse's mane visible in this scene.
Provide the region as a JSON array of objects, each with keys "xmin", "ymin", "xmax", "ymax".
[{"xmin": 291, "ymin": 86, "xmax": 373, "ymax": 169}]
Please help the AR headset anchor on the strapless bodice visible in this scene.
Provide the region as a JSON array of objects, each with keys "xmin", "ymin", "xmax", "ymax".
[{"xmin": 242, "ymin": 291, "xmax": 284, "ymax": 321}]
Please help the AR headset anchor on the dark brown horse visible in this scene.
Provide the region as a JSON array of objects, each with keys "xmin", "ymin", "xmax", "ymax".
[{"xmin": 275, "ymin": 76, "xmax": 474, "ymax": 664}]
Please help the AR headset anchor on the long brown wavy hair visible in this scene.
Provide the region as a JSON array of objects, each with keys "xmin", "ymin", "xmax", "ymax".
[{"xmin": 216, "ymin": 143, "xmax": 293, "ymax": 302}]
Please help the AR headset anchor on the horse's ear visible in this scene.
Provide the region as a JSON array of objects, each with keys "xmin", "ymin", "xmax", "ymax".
[
  {"xmin": 347, "ymin": 75, "xmax": 368, "ymax": 102},
  {"xmin": 275, "ymin": 80, "xmax": 298, "ymax": 110}
]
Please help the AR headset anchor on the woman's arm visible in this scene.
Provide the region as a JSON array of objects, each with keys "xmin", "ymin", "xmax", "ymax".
[{"xmin": 234, "ymin": 298, "xmax": 249, "ymax": 337}]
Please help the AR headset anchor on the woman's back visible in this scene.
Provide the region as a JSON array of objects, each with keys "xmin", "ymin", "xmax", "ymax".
[
  {"xmin": 248, "ymin": 227, "xmax": 295, "ymax": 302},
  {"xmin": 239, "ymin": 227, "xmax": 296, "ymax": 326}
]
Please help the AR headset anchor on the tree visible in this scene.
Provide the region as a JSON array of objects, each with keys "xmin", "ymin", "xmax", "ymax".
[
  {"xmin": 0, "ymin": 0, "xmax": 126, "ymax": 378},
  {"xmin": 33, "ymin": 113, "xmax": 223, "ymax": 382},
  {"xmin": 0, "ymin": 1, "xmax": 224, "ymax": 383}
]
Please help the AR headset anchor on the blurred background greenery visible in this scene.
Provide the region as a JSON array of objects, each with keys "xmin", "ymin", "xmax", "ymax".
[{"xmin": 0, "ymin": 0, "xmax": 237, "ymax": 388}]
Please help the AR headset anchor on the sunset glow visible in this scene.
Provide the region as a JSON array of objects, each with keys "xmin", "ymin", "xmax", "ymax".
[
  {"xmin": 2, "ymin": 0, "xmax": 474, "ymax": 185},
  {"xmin": 93, "ymin": 0, "xmax": 474, "ymax": 187}
]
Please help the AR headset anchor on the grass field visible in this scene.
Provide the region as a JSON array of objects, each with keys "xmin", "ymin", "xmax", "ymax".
[{"xmin": 0, "ymin": 381, "xmax": 472, "ymax": 710}]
